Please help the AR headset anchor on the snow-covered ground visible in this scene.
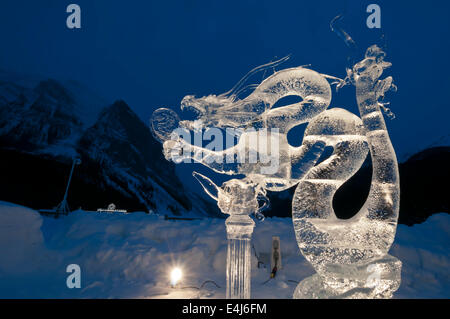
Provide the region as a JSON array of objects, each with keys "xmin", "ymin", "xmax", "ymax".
[{"xmin": 0, "ymin": 201, "xmax": 448, "ymax": 299}]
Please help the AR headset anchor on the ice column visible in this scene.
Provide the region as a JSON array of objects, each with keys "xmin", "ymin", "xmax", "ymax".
[{"xmin": 226, "ymin": 214, "xmax": 255, "ymax": 299}]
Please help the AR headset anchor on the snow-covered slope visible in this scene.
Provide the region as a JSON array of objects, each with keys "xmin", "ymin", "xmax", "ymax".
[
  {"xmin": 0, "ymin": 72, "xmax": 107, "ymax": 157},
  {"xmin": 77, "ymin": 100, "xmax": 198, "ymax": 215},
  {"xmin": 0, "ymin": 202, "xmax": 447, "ymax": 298}
]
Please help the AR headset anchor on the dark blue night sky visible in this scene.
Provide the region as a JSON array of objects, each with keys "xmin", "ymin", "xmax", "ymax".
[{"xmin": 0, "ymin": 0, "xmax": 449, "ymax": 162}]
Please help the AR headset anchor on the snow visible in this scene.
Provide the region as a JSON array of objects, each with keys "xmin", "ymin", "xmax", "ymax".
[{"xmin": 0, "ymin": 201, "xmax": 448, "ymax": 299}]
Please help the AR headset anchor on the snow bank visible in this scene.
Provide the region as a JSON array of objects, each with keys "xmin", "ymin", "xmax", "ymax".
[{"xmin": 0, "ymin": 201, "xmax": 448, "ymax": 298}]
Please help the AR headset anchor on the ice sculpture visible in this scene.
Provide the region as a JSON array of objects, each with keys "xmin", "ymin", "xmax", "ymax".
[
  {"xmin": 292, "ymin": 46, "xmax": 401, "ymax": 298},
  {"xmin": 151, "ymin": 45, "xmax": 401, "ymax": 299}
]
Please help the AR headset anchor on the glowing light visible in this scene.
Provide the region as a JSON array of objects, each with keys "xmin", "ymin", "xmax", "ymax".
[{"xmin": 170, "ymin": 267, "xmax": 182, "ymax": 287}]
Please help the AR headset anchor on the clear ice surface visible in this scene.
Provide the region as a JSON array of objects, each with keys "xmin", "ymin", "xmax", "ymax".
[{"xmin": 151, "ymin": 45, "xmax": 401, "ymax": 299}]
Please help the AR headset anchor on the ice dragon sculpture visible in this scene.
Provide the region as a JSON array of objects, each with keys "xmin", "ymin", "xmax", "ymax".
[{"xmin": 151, "ymin": 45, "xmax": 401, "ymax": 299}]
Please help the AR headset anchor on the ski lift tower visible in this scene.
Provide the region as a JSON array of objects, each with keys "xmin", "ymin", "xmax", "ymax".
[{"xmin": 54, "ymin": 157, "xmax": 82, "ymax": 215}]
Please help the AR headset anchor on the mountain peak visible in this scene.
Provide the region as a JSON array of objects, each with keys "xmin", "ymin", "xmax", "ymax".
[
  {"xmin": 78, "ymin": 99, "xmax": 194, "ymax": 214},
  {"xmin": 98, "ymin": 100, "xmax": 137, "ymax": 122}
]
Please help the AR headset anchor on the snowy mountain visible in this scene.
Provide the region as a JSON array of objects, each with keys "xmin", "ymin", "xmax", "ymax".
[
  {"xmin": 0, "ymin": 79, "xmax": 81, "ymax": 152},
  {"xmin": 0, "ymin": 73, "xmax": 217, "ymax": 216},
  {"xmin": 77, "ymin": 100, "xmax": 193, "ymax": 214},
  {"xmin": 0, "ymin": 73, "xmax": 106, "ymax": 156}
]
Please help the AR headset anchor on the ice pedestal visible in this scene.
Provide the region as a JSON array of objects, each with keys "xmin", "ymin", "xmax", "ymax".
[
  {"xmin": 225, "ymin": 214, "xmax": 255, "ymax": 299},
  {"xmin": 294, "ymin": 254, "xmax": 402, "ymax": 299}
]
